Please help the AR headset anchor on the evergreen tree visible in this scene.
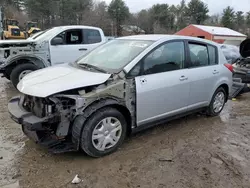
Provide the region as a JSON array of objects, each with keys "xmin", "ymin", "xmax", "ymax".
[
  {"xmin": 186, "ymin": 0, "xmax": 209, "ymax": 24},
  {"xmin": 221, "ymin": 6, "xmax": 235, "ymax": 29},
  {"xmin": 108, "ymin": 0, "xmax": 129, "ymax": 36}
]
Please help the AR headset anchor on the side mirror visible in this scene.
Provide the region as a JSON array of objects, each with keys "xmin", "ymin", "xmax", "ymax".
[{"xmin": 51, "ymin": 37, "xmax": 63, "ymax": 45}]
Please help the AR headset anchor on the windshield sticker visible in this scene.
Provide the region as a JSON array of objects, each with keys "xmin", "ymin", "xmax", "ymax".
[{"xmin": 129, "ymin": 42, "xmax": 149, "ymax": 48}]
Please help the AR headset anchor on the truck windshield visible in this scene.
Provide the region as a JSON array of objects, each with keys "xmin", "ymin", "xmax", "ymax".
[
  {"xmin": 29, "ymin": 28, "xmax": 58, "ymax": 40},
  {"xmin": 77, "ymin": 39, "xmax": 153, "ymax": 73}
]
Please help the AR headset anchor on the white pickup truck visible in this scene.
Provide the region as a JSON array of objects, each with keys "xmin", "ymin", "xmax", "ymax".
[{"xmin": 0, "ymin": 25, "xmax": 107, "ymax": 87}]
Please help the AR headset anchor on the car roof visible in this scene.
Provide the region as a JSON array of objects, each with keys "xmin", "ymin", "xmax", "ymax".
[{"xmin": 118, "ymin": 34, "xmax": 219, "ymax": 46}]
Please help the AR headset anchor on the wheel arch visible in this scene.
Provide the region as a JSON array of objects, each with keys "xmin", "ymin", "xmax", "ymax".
[
  {"xmin": 107, "ymin": 103, "xmax": 132, "ymax": 134},
  {"xmin": 219, "ymin": 83, "xmax": 229, "ymax": 101},
  {"xmin": 72, "ymin": 98, "xmax": 132, "ymax": 150},
  {"xmin": 210, "ymin": 83, "xmax": 230, "ymax": 103},
  {"xmin": 5, "ymin": 55, "xmax": 48, "ymax": 76},
  {"xmin": 210, "ymin": 76, "xmax": 231, "ymax": 102}
]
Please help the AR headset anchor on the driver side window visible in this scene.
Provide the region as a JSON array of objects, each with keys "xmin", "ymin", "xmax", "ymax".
[
  {"xmin": 142, "ymin": 41, "xmax": 185, "ymax": 75},
  {"xmin": 52, "ymin": 29, "xmax": 83, "ymax": 45}
]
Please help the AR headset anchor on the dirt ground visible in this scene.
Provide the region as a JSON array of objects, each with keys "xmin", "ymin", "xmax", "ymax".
[{"xmin": 1, "ymin": 78, "xmax": 250, "ymax": 188}]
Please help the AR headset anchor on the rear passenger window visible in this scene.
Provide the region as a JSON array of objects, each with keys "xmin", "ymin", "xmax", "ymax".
[
  {"xmin": 83, "ymin": 29, "xmax": 102, "ymax": 44},
  {"xmin": 142, "ymin": 41, "xmax": 185, "ymax": 75},
  {"xmin": 208, "ymin": 45, "xmax": 217, "ymax": 65},
  {"xmin": 188, "ymin": 43, "xmax": 209, "ymax": 67}
]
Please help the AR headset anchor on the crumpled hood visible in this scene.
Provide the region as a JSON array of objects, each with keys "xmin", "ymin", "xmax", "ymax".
[
  {"xmin": 240, "ymin": 39, "xmax": 250, "ymax": 58},
  {"xmin": 17, "ymin": 65, "xmax": 111, "ymax": 97}
]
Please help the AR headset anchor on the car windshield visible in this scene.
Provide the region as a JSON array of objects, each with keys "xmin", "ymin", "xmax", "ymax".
[{"xmin": 77, "ymin": 39, "xmax": 153, "ymax": 73}]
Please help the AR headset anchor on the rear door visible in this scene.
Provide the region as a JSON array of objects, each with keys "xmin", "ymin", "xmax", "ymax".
[
  {"xmin": 186, "ymin": 41, "xmax": 220, "ymax": 110},
  {"xmin": 50, "ymin": 29, "xmax": 103, "ymax": 65},
  {"xmin": 133, "ymin": 41, "xmax": 191, "ymax": 126}
]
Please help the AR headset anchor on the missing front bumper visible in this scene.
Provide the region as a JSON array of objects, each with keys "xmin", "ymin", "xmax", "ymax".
[
  {"xmin": 8, "ymin": 96, "xmax": 77, "ymax": 153},
  {"xmin": 8, "ymin": 96, "xmax": 46, "ymax": 130}
]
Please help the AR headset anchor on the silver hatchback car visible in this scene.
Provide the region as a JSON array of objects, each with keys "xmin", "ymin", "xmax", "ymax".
[{"xmin": 8, "ymin": 35, "xmax": 233, "ymax": 157}]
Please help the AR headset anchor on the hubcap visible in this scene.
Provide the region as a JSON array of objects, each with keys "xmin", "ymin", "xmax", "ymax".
[
  {"xmin": 92, "ymin": 117, "xmax": 122, "ymax": 151},
  {"xmin": 19, "ymin": 70, "xmax": 33, "ymax": 81},
  {"xmin": 213, "ymin": 91, "xmax": 225, "ymax": 113}
]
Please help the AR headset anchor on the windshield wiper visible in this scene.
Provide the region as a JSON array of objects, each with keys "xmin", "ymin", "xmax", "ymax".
[{"xmin": 79, "ymin": 63, "xmax": 108, "ymax": 73}]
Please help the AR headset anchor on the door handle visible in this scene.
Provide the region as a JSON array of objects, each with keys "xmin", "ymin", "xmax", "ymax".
[
  {"xmin": 179, "ymin": 76, "xmax": 188, "ymax": 81},
  {"xmin": 213, "ymin": 70, "xmax": 219, "ymax": 74},
  {"xmin": 140, "ymin": 78, "xmax": 147, "ymax": 84},
  {"xmin": 79, "ymin": 48, "xmax": 88, "ymax": 51}
]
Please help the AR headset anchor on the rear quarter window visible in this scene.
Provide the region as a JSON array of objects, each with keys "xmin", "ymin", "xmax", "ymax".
[{"xmin": 208, "ymin": 45, "xmax": 218, "ymax": 65}]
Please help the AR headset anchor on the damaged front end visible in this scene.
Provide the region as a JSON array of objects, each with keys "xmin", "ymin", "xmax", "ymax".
[
  {"xmin": 8, "ymin": 94, "xmax": 82, "ymax": 153},
  {"xmin": 0, "ymin": 40, "xmax": 50, "ymax": 78},
  {"xmin": 8, "ymin": 74, "xmax": 136, "ymax": 153},
  {"xmin": 0, "ymin": 41, "xmax": 35, "ymax": 65}
]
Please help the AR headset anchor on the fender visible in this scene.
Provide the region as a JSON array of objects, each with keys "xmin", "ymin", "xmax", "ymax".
[
  {"xmin": 71, "ymin": 98, "xmax": 130, "ymax": 150},
  {"xmin": 6, "ymin": 54, "xmax": 49, "ymax": 69}
]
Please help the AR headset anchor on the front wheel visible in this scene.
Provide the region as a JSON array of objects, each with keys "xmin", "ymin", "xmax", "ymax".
[
  {"xmin": 10, "ymin": 63, "xmax": 38, "ymax": 88},
  {"xmin": 80, "ymin": 107, "xmax": 127, "ymax": 158},
  {"xmin": 207, "ymin": 87, "xmax": 226, "ymax": 116}
]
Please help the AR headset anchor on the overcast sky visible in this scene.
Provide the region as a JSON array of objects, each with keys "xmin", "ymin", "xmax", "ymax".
[{"xmin": 104, "ymin": 0, "xmax": 250, "ymax": 15}]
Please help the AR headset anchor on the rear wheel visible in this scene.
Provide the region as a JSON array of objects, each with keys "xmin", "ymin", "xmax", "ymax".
[
  {"xmin": 10, "ymin": 63, "xmax": 38, "ymax": 88},
  {"xmin": 207, "ymin": 87, "xmax": 226, "ymax": 116},
  {"xmin": 80, "ymin": 107, "xmax": 127, "ymax": 158}
]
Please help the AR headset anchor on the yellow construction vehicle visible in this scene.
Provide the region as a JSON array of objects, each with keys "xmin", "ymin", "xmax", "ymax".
[
  {"xmin": 25, "ymin": 21, "xmax": 41, "ymax": 38},
  {"xmin": 1, "ymin": 19, "xmax": 25, "ymax": 40}
]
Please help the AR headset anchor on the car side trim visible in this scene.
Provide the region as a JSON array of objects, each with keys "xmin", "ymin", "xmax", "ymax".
[{"xmin": 132, "ymin": 107, "xmax": 206, "ymax": 134}]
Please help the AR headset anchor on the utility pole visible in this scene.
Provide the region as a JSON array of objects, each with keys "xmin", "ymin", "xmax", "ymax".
[
  {"xmin": 0, "ymin": 6, "xmax": 3, "ymax": 36},
  {"xmin": 111, "ymin": 21, "xmax": 114, "ymax": 36}
]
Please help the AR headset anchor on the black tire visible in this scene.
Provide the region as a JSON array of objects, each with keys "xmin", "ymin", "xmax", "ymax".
[
  {"xmin": 10, "ymin": 63, "xmax": 38, "ymax": 88},
  {"xmin": 207, "ymin": 87, "xmax": 226, "ymax": 116},
  {"xmin": 80, "ymin": 107, "xmax": 127, "ymax": 158}
]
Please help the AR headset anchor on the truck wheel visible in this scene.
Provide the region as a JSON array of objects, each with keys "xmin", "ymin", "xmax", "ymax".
[
  {"xmin": 80, "ymin": 107, "xmax": 127, "ymax": 158},
  {"xmin": 207, "ymin": 87, "xmax": 226, "ymax": 116},
  {"xmin": 10, "ymin": 63, "xmax": 38, "ymax": 88}
]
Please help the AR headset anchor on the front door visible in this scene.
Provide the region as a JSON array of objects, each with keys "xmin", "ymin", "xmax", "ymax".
[{"xmin": 134, "ymin": 41, "xmax": 190, "ymax": 126}]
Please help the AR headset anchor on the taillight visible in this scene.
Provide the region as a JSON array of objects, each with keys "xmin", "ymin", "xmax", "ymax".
[{"xmin": 224, "ymin": 63, "xmax": 234, "ymax": 73}]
